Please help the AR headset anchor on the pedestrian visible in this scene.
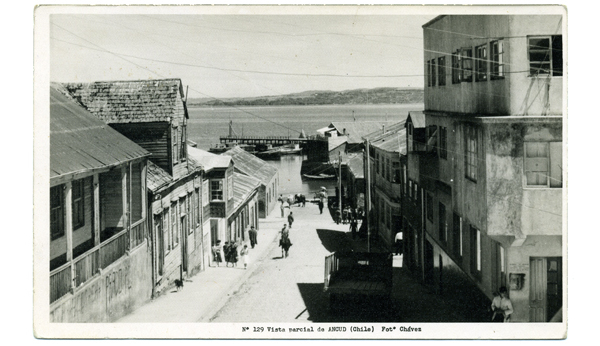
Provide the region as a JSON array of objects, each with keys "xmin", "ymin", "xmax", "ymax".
[
  {"xmin": 279, "ymin": 224, "xmax": 292, "ymax": 258},
  {"xmin": 318, "ymin": 199, "xmax": 324, "ymax": 214},
  {"xmin": 394, "ymin": 231, "xmax": 403, "ymax": 256},
  {"xmin": 223, "ymin": 241, "xmax": 231, "ymax": 267},
  {"xmin": 249, "ymin": 225, "xmax": 258, "ymax": 248},
  {"xmin": 498, "ymin": 287, "xmax": 514, "ymax": 322},
  {"xmin": 342, "ymin": 207, "xmax": 349, "ymax": 224},
  {"xmin": 240, "ymin": 244, "xmax": 249, "ymax": 269},
  {"xmin": 212, "ymin": 240, "xmax": 223, "ymax": 267},
  {"xmin": 278, "ymin": 194, "xmax": 283, "ymax": 204},
  {"xmin": 335, "ymin": 208, "xmax": 341, "ymax": 224},
  {"xmin": 244, "ymin": 224, "xmax": 251, "ymax": 247},
  {"xmin": 288, "ymin": 211, "xmax": 294, "ymax": 228},
  {"xmin": 280, "ymin": 201, "xmax": 285, "ymax": 218},
  {"xmin": 350, "ymin": 218, "xmax": 358, "ymax": 240},
  {"xmin": 230, "ymin": 241, "xmax": 239, "ymax": 267},
  {"xmin": 491, "ymin": 291, "xmax": 503, "ymax": 322},
  {"xmin": 300, "ymin": 194, "xmax": 306, "ymax": 207}
]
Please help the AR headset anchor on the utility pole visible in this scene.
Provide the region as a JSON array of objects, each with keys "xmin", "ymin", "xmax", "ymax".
[
  {"xmin": 365, "ymin": 139, "xmax": 371, "ymax": 252},
  {"xmin": 338, "ymin": 151, "xmax": 342, "ymax": 219}
]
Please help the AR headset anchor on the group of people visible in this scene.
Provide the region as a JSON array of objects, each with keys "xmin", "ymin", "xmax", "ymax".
[{"xmin": 211, "ymin": 225, "xmax": 258, "ymax": 270}]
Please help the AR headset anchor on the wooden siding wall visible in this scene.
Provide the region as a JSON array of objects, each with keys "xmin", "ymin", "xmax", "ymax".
[
  {"xmin": 131, "ymin": 162, "xmax": 143, "ymax": 223},
  {"xmin": 110, "ymin": 122, "xmax": 171, "ymax": 173}
]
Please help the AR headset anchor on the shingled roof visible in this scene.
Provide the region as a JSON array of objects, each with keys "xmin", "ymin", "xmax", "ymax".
[
  {"xmin": 231, "ymin": 172, "xmax": 261, "ymax": 213},
  {"xmin": 50, "ymin": 84, "xmax": 150, "ymax": 184},
  {"xmin": 59, "ymin": 79, "xmax": 187, "ymax": 124},
  {"xmin": 222, "ymin": 146, "xmax": 278, "ymax": 186}
]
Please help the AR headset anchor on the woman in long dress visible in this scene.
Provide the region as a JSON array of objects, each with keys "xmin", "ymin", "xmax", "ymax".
[{"xmin": 212, "ymin": 240, "xmax": 223, "ymax": 267}]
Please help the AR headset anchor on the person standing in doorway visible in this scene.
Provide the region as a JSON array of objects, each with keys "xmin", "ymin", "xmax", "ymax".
[{"xmin": 288, "ymin": 211, "xmax": 294, "ymax": 228}]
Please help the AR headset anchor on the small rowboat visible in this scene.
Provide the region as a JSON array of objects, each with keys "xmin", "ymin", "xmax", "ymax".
[{"xmin": 302, "ymin": 173, "xmax": 336, "ymax": 180}]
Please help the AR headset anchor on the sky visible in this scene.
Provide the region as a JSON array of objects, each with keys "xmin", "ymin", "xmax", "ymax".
[{"xmin": 49, "ymin": 7, "xmax": 436, "ymax": 99}]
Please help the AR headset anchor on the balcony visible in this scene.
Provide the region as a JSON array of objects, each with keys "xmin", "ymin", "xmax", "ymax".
[{"xmin": 50, "ymin": 220, "xmax": 146, "ymax": 304}]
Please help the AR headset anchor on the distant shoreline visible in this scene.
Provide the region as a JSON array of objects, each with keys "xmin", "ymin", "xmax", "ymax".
[{"xmin": 187, "ymin": 102, "xmax": 425, "ymax": 109}]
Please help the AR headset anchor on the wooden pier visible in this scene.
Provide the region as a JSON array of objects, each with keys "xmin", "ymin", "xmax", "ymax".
[{"xmin": 220, "ymin": 135, "xmax": 309, "ymax": 146}]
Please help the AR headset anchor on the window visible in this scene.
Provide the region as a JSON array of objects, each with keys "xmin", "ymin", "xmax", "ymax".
[
  {"xmin": 195, "ymin": 188, "xmax": 201, "ymax": 225},
  {"xmin": 202, "ymin": 180, "xmax": 209, "ymax": 206},
  {"xmin": 439, "ymin": 202, "xmax": 447, "ymax": 244},
  {"xmin": 470, "ymin": 225, "xmax": 481, "ymax": 278},
  {"xmin": 163, "ymin": 208, "xmax": 170, "ymax": 253},
  {"xmin": 392, "ymin": 161, "xmax": 401, "ymax": 183},
  {"xmin": 172, "ymin": 126, "xmax": 179, "ymax": 164},
  {"xmin": 413, "ymin": 182, "xmax": 419, "ymax": 203},
  {"xmin": 465, "ymin": 125, "xmax": 478, "ymax": 182},
  {"xmin": 50, "ymin": 185, "xmax": 64, "ymax": 240},
  {"xmin": 461, "ymin": 47, "xmax": 473, "ymax": 82},
  {"xmin": 524, "ymin": 142, "xmax": 563, "ymax": 187},
  {"xmin": 439, "ymin": 126, "xmax": 448, "ymax": 159},
  {"xmin": 431, "ymin": 59, "xmax": 437, "ymax": 87},
  {"xmin": 438, "ymin": 56, "xmax": 446, "ymax": 86},
  {"xmin": 375, "ymin": 153, "xmax": 380, "ymax": 174},
  {"xmin": 475, "ymin": 44, "xmax": 487, "ymax": 82},
  {"xmin": 171, "ymin": 203, "xmax": 178, "ymax": 247},
  {"xmin": 386, "ymin": 158, "xmax": 391, "ymax": 181},
  {"xmin": 452, "ymin": 51, "xmax": 461, "ymax": 84},
  {"xmin": 491, "ymin": 40, "xmax": 505, "ymax": 79},
  {"xmin": 408, "ymin": 180, "xmax": 413, "ymax": 199},
  {"xmin": 529, "ymin": 35, "xmax": 563, "ymax": 76},
  {"xmin": 72, "ymin": 179, "xmax": 85, "ymax": 229},
  {"xmin": 211, "ymin": 180, "xmax": 223, "ymax": 200}
]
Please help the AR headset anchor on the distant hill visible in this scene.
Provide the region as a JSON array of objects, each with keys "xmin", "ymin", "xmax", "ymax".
[{"xmin": 187, "ymin": 87, "xmax": 423, "ymax": 107}]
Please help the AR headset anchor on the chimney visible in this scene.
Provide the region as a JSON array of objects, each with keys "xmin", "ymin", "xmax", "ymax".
[{"xmin": 382, "ymin": 124, "xmax": 386, "ymax": 133}]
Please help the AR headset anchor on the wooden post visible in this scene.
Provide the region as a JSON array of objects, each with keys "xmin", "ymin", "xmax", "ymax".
[
  {"xmin": 93, "ymin": 174, "xmax": 100, "ymax": 247},
  {"xmin": 64, "ymin": 182, "xmax": 75, "ymax": 290},
  {"xmin": 122, "ymin": 166, "xmax": 129, "ymax": 250}
]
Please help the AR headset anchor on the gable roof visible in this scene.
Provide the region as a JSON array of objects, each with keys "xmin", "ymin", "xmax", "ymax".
[
  {"xmin": 232, "ymin": 172, "xmax": 261, "ymax": 212},
  {"xmin": 50, "ymin": 84, "xmax": 150, "ymax": 184},
  {"xmin": 371, "ymin": 129, "xmax": 407, "ymax": 155},
  {"xmin": 407, "ymin": 111, "xmax": 426, "ymax": 128},
  {"xmin": 187, "ymin": 146, "xmax": 231, "ymax": 171},
  {"xmin": 222, "ymin": 146, "xmax": 277, "ymax": 186},
  {"xmin": 59, "ymin": 79, "xmax": 187, "ymax": 124},
  {"xmin": 146, "ymin": 156, "xmax": 202, "ymax": 192},
  {"xmin": 362, "ymin": 120, "xmax": 406, "ymax": 141},
  {"xmin": 346, "ymin": 152, "xmax": 364, "ymax": 179},
  {"xmin": 331, "ymin": 121, "xmax": 398, "ymax": 144}
]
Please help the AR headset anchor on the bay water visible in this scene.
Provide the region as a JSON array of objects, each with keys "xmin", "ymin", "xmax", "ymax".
[{"xmin": 187, "ymin": 104, "xmax": 423, "ymax": 196}]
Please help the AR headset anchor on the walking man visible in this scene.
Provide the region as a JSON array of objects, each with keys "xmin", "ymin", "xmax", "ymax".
[
  {"xmin": 280, "ymin": 201, "xmax": 285, "ymax": 218},
  {"xmin": 249, "ymin": 226, "xmax": 258, "ymax": 249},
  {"xmin": 288, "ymin": 211, "xmax": 294, "ymax": 228},
  {"xmin": 318, "ymin": 199, "xmax": 324, "ymax": 214}
]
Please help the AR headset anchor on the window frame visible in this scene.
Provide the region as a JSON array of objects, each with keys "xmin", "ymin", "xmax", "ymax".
[
  {"xmin": 430, "ymin": 58, "xmax": 437, "ymax": 87},
  {"xmin": 490, "ymin": 39, "xmax": 505, "ymax": 79},
  {"xmin": 452, "ymin": 50, "xmax": 461, "ymax": 84},
  {"xmin": 438, "ymin": 56, "xmax": 446, "ymax": 86},
  {"xmin": 470, "ymin": 225, "xmax": 482, "ymax": 279},
  {"xmin": 460, "ymin": 47, "xmax": 473, "ymax": 82},
  {"xmin": 50, "ymin": 185, "xmax": 65, "ymax": 241},
  {"xmin": 71, "ymin": 179, "xmax": 85, "ymax": 230},
  {"xmin": 475, "ymin": 44, "xmax": 488, "ymax": 82},
  {"xmin": 524, "ymin": 141, "xmax": 562, "ymax": 188},
  {"xmin": 465, "ymin": 125, "xmax": 478, "ymax": 182},
  {"xmin": 439, "ymin": 202, "xmax": 447, "ymax": 244},
  {"xmin": 172, "ymin": 125, "xmax": 179, "ymax": 165},
  {"xmin": 210, "ymin": 179, "xmax": 224, "ymax": 201},
  {"xmin": 528, "ymin": 35, "xmax": 563, "ymax": 77}
]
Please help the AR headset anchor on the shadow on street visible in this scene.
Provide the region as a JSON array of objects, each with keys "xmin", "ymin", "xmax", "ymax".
[{"xmin": 316, "ymin": 228, "xmax": 354, "ymax": 253}]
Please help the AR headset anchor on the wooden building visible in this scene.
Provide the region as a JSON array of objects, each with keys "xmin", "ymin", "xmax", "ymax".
[
  {"xmin": 59, "ymin": 79, "xmax": 206, "ymax": 297},
  {"xmin": 49, "ymin": 84, "xmax": 152, "ymax": 322},
  {"xmin": 363, "ymin": 121, "xmax": 407, "ymax": 250},
  {"xmin": 223, "ymin": 146, "xmax": 279, "ymax": 218}
]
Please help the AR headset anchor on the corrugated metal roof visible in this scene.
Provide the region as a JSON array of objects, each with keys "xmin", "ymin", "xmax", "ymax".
[
  {"xmin": 232, "ymin": 172, "xmax": 261, "ymax": 212},
  {"xmin": 346, "ymin": 153, "xmax": 364, "ymax": 179},
  {"xmin": 371, "ymin": 128, "xmax": 407, "ymax": 155},
  {"xmin": 328, "ymin": 136, "xmax": 348, "ymax": 151},
  {"xmin": 222, "ymin": 146, "xmax": 277, "ymax": 186},
  {"xmin": 50, "ymin": 84, "xmax": 150, "ymax": 183},
  {"xmin": 187, "ymin": 146, "xmax": 231, "ymax": 171},
  {"xmin": 408, "ymin": 111, "xmax": 426, "ymax": 128},
  {"xmin": 59, "ymin": 79, "xmax": 187, "ymax": 124},
  {"xmin": 331, "ymin": 121, "xmax": 398, "ymax": 144},
  {"xmin": 362, "ymin": 120, "xmax": 406, "ymax": 141}
]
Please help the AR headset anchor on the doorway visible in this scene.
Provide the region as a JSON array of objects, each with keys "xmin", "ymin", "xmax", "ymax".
[{"xmin": 530, "ymin": 257, "xmax": 562, "ymax": 322}]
